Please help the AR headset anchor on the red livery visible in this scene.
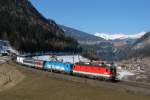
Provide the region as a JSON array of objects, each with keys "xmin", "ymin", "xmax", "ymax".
[
  {"xmin": 34, "ymin": 60, "xmax": 44, "ymax": 69},
  {"xmin": 73, "ymin": 62, "xmax": 116, "ymax": 79}
]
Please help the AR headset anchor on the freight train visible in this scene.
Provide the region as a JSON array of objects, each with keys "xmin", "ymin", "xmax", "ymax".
[{"xmin": 16, "ymin": 56, "xmax": 116, "ymax": 80}]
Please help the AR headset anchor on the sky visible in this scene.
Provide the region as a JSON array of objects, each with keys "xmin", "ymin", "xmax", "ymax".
[{"xmin": 30, "ymin": 0, "xmax": 150, "ymax": 35}]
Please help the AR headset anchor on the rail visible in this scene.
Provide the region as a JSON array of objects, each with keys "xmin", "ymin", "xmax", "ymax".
[{"xmin": 11, "ymin": 62, "xmax": 150, "ymax": 95}]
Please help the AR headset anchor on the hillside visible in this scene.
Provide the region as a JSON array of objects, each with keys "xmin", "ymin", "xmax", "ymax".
[
  {"xmin": 131, "ymin": 32, "xmax": 150, "ymax": 57},
  {"xmin": 127, "ymin": 32, "xmax": 150, "ymax": 58},
  {"xmin": 0, "ymin": 0, "xmax": 78, "ymax": 53},
  {"xmin": 0, "ymin": 63, "xmax": 24, "ymax": 92},
  {"xmin": 60, "ymin": 25, "xmax": 104, "ymax": 44},
  {"xmin": 116, "ymin": 32, "xmax": 150, "ymax": 83},
  {"xmin": 115, "ymin": 32, "xmax": 150, "ymax": 60},
  {"xmin": 1, "ymin": 63, "xmax": 150, "ymax": 100},
  {"xmin": 59, "ymin": 25, "xmax": 115, "ymax": 61}
]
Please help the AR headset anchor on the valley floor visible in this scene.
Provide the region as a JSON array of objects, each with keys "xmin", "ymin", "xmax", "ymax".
[{"xmin": 0, "ymin": 63, "xmax": 150, "ymax": 100}]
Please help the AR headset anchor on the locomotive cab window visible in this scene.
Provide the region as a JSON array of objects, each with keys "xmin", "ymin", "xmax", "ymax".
[{"xmin": 106, "ymin": 69, "xmax": 108, "ymax": 72}]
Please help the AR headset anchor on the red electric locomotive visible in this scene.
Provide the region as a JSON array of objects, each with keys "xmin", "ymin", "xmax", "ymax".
[{"xmin": 72, "ymin": 62, "xmax": 116, "ymax": 80}]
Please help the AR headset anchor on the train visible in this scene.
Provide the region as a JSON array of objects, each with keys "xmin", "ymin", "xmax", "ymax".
[{"xmin": 16, "ymin": 56, "xmax": 116, "ymax": 80}]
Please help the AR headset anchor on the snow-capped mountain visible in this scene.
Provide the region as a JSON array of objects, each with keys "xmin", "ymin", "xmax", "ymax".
[{"xmin": 95, "ymin": 32, "xmax": 146, "ymax": 40}]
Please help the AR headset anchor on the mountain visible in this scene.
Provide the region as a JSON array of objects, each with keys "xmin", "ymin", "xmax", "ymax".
[
  {"xmin": 59, "ymin": 25, "xmax": 116, "ymax": 61},
  {"xmin": 0, "ymin": 0, "xmax": 78, "ymax": 53},
  {"xmin": 117, "ymin": 32, "xmax": 150, "ymax": 83},
  {"xmin": 59, "ymin": 25, "xmax": 104, "ymax": 44},
  {"xmin": 95, "ymin": 32, "xmax": 146, "ymax": 48},
  {"xmin": 116, "ymin": 32, "xmax": 150, "ymax": 60},
  {"xmin": 132, "ymin": 32, "xmax": 150, "ymax": 49},
  {"xmin": 131, "ymin": 32, "xmax": 150, "ymax": 57},
  {"xmin": 112, "ymin": 38, "xmax": 136, "ymax": 44},
  {"xmin": 95, "ymin": 32, "xmax": 145, "ymax": 40}
]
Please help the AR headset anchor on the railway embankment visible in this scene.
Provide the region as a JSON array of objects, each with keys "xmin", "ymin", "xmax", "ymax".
[
  {"xmin": 15, "ymin": 62, "xmax": 150, "ymax": 95},
  {"xmin": 0, "ymin": 57, "xmax": 24, "ymax": 92}
]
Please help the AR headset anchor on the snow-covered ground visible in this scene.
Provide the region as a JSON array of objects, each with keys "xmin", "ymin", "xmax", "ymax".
[
  {"xmin": 33, "ymin": 55, "xmax": 90, "ymax": 64},
  {"xmin": 117, "ymin": 70, "xmax": 135, "ymax": 80},
  {"xmin": 116, "ymin": 66, "xmax": 135, "ymax": 80},
  {"xmin": 117, "ymin": 57, "xmax": 150, "ymax": 83},
  {"xmin": 0, "ymin": 40, "xmax": 18, "ymax": 54}
]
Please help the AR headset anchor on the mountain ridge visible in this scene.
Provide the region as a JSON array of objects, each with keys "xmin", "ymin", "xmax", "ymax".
[
  {"xmin": 95, "ymin": 32, "xmax": 146, "ymax": 40},
  {"xmin": 116, "ymin": 31, "xmax": 150, "ymax": 60},
  {"xmin": 0, "ymin": 0, "xmax": 78, "ymax": 53},
  {"xmin": 60, "ymin": 25, "xmax": 104, "ymax": 44}
]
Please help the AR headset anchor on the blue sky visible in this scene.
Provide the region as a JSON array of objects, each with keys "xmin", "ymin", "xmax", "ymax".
[{"xmin": 30, "ymin": 0, "xmax": 150, "ymax": 34}]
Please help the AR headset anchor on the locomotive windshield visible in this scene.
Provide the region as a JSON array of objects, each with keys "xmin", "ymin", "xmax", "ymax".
[
  {"xmin": 107, "ymin": 63, "xmax": 116, "ymax": 78},
  {"xmin": 107, "ymin": 63, "xmax": 116, "ymax": 71}
]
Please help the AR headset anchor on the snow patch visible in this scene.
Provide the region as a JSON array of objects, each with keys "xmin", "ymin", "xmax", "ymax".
[
  {"xmin": 117, "ymin": 70, "xmax": 135, "ymax": 80},
  {"xmin": 33, "ymin": 55, "xmax": 90, "ymax": 64}
]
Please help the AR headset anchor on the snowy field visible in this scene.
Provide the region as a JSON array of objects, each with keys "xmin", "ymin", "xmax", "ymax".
[
  {"xmin": 33, "ymin": 55, "xmax": 90, "ymax": 64},
  {"xmin": 116, "ymin": 66, "xmax": 135, "ymax": 81},
  {"xmin": 117, "ymin": 70, "xmax": 135, "ymax": 80}
]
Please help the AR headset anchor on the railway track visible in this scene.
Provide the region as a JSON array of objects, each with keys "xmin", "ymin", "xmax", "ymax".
[
  {"xmin": 119, "ymin": 80, "xmax": 150, "ymax": 90},
  {"xmin": 9, "ymin": 62, "xmax": 150, "ymax": 95}
]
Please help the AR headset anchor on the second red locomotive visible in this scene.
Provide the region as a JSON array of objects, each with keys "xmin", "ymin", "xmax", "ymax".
[{"xmin": 73, "ymin": 62, "xmax": 116, "ymax": 80}]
